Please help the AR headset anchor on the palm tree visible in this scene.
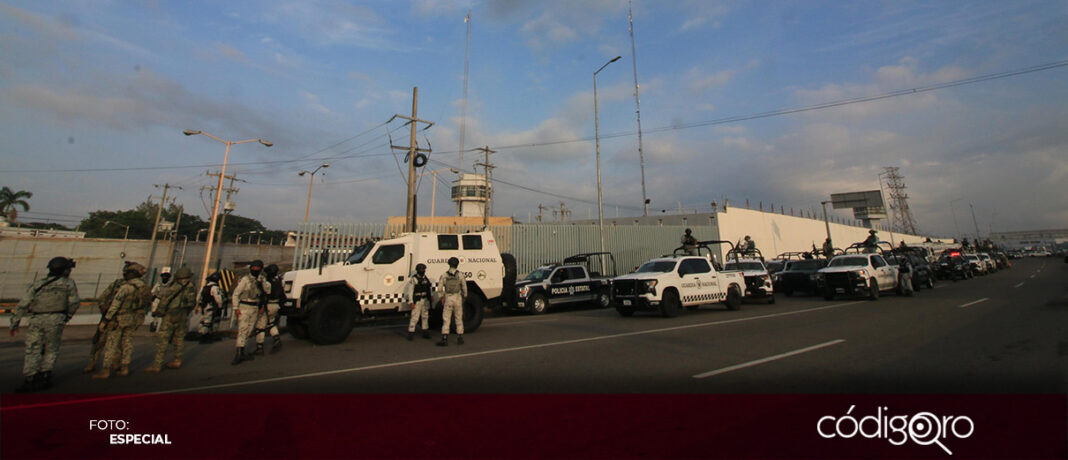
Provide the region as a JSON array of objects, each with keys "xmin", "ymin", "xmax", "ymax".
[{"xmin": 0, "ymin": 186, "xmax": 33, "ymax": 222}]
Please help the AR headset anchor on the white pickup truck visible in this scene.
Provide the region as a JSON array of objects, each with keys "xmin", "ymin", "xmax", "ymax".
[{"xmin": 611, "ymin": 241, "xmax": 745, "ymax": 317}]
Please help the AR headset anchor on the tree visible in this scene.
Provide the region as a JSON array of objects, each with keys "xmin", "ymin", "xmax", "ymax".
[
  {"xmin": 0, "ymin": 186, "xmax": 32, "ymax": 222},
  {"xmin": 77, "ymin": 200, "xmax": 287, "ymax": 243}
]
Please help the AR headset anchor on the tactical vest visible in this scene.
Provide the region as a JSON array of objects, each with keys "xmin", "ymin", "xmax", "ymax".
[
  {"xmin": 115, "ymin": 279, "xmax": 150, "ymax": 315},
  {"xmin": 238, "ymin": 275, "xmax": 265, "ymax": 303},
  {"xmin": 269, "ymin": 276, "xmax": 284, "ymax": 303},
  {"xmin": 28, "ymin": 277, "xmax": 74, "ymax": 314},
  {"xmin": 412, "ymin": 274, "xmax": 432, "ymax": 300},
  {"xmin": 443, "ymin": 271, "xmax": 463, "ymax": 294},
  {"xmin": 200, "ymin": 283, "xmax": 218, "ymax": 307}
]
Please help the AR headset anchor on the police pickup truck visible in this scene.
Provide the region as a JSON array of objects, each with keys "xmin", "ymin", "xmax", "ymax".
[
  {"xmin": 280, "ymin": 231, "xmax": 517, "ymax": 344},
  {"xmin": 814, "ymin": 241, "xmax": 912, "ymax": 301},
  {"xmin": 509, "ymin": 252, "xmax": 616, "ymax": 314},
  {"xmin": 723, "ymin": 247, "xmax": 775, "ymax": 303},
  {"xmin": 612, "ymin": 240, "xmax": 745, "ymax": 317}
]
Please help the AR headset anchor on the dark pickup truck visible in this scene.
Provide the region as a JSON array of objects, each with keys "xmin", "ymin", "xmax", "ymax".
[{"xmin": 509, "ymin": 252, "xmax": 616, "ymax": 314}]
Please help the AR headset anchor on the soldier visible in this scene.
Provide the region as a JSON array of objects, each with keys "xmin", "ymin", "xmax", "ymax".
[
  {"xmin": 148, "ymin": 266, "xmax": 172, "ymax": 333},
  {"xmin": 230, "ymin": 260, "xmax": 269, "ymax": 364},
  {"xmin": 680, "ymin": 228, "xmax": 698, "ymax": 256},
  {"xmin": 93, "ymin": 262, "xmax": 150, "ymax": 379},
  {"xmin": 863, "ymin": 230, "xmax": 879, "ymax": 253},
  {"xmin": 822, "ymin": 238, "xmax": 835, "ymax": 259},
  {"xmin": 437, "ymin": 257, "xmax": 467, "ymax": 347},
  {"xmin": 10, "ymin": 257, "xmax": 80, "ymax": 392},
  {"xmin": 196, "ymin": 271, "xmax": 225, "ymax": 344},
  {"xmin": 743, "ymin": 235, "xmax": 756, "ymax": 252},
  {"xmin": 84, "ymin": 262, "xmax": 132, "ymax": 374},
  {"xmin": 404, "ymin": 263, "xmax": 433, "ymax": 341},
  {"xmin": 144, "ymin": 267, "xmax": 196, "ymax": 373},
  {"xmin": 254, "ymin": 264, "xmax": 283, "ymax": 355}
]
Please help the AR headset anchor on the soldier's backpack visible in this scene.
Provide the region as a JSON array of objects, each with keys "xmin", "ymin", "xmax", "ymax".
[
  {"xmin": 443, "ymin": 271, "xmax": 464, "ymax": 294},
  {"xmin": 129, "ymin": 280, "xmax": 154, "ymax": 312}
]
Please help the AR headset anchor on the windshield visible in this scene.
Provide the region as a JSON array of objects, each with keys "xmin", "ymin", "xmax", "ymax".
[
  {"xmin": 766, "ymin": 262, "xmax": 785, "ymax": 272},
  {"xmin": 523, "ymin": 268, "xmax": 553, "ymax": 282},
  {"xmin": 346, "ymin": 242, "xmax": 374, "ymax": 264},
  {"xmin": 788, "ymin": 260, "xmax": 821, "ymax": 270},
  {"xmin": 636, "ymin": 261, "xmax": 677, "ymax": 273},
  {"xmin": 828, "ymin": 256, "xmax": 869, "ymax": 267},
  {"xmin": 724, "ymin": 262, "xmax": 766, "ymax": 271},
  {"xmin": 964, "ymin": 255, "xmax": 979, "ymax": 261}
]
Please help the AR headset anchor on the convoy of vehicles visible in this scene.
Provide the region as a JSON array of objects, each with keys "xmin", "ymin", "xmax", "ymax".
[{"xmin": 612, "ymin": 241, "xmax": 745, "ymax": 317}]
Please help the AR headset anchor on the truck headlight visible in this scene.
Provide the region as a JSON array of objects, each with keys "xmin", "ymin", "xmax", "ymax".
[
  {"xmin": 642, "ymin": 280, "xmax": 657, "ymax": 295},
  {"xmin": 518, "ymin": 286, "xmax": 530, "ymax": 296},
  {"xmin": 283, "ymin": 280, "xmax": 293, "ymax": 294}
]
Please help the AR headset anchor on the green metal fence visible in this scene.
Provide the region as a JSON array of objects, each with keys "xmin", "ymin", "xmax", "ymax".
[{"xmin": 291, "ymin": 222, "xmax": 719, "ymax": 276}]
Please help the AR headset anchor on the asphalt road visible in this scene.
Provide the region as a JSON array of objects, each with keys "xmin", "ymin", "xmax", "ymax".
[{"xmin": 2, "ymin": 257, "xmax": 1064, "ymax": 395}]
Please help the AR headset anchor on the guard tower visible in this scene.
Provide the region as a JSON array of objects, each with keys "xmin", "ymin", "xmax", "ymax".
[{"xmin": 451, "ymin": 173, "xmax": 490, "ymax": 217}]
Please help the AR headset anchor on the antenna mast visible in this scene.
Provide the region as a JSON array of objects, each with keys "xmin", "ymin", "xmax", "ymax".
[
  {"xmin": 459, "ymin": 11, "xmax": 471, "ymax": 170},
  {"xmin": 629, "ymin": 2, "xmax": 649, "ymax": 216}
]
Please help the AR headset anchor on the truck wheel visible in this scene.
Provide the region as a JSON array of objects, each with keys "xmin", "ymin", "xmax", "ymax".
[
  {"xmin": 462, "ymin": 295, "xmax": 485, "ymax": 332},
  {"xmin": 307, "ymin": 294, "xmax": 356, "ymax": 345},
  {"xmin": 784, "ymin": 288, "xmax": 794, "ymax": 297},
  {"xmin": 823, "ymin": 288, "xmax": 835, "ymax": 301},
  {"xmin": 594, "ymin": 291, "xmax": 612, "ymax": 309},
  {"xmin": 659, "ymin": 290, "xmax": 680, "ymax": 317},
  {"xmin": 767, "ymin": 294, "xmax": 776, "ymax": 304},
  {"xmin": 528, "ymin": 293, "xmax": 549, "ymax": 315},
  {"xmin": 725, "ymin": 286, "xmax": 742, "ymax": 310},
  {"xmin": 500, "ymin": 253, "xmax": 518, "ymax": 312},
  {"xmin": 616, "ymin": 303, "xmax": 635, "ymax": 317},
  {"xmin": 287, "ymin": 318, "xmax": 308, "ymax": 340},
  {"xmin": 868, "ymin": 280, "xmax": 879, "ymax": 301}
]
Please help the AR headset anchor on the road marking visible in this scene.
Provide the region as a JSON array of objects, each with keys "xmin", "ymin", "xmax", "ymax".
[
  {"xmin": 692, "ymin": 339, "xmax": 846, "ymax": 378},
  {"xmin": 1014, "ymin": 282, "xmax": 1025, "ymax": 288},
  {"xmin": 959, "ymin": 298, "xmax": 989, "ymax": 308},
  {"xmin": 2, "ymin": 301, "xmax": 866, "ymax": 410}
]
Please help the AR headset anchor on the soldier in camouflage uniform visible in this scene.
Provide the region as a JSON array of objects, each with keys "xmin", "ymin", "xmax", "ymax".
[
  {"xmin": 254, "ymin": 264, "xmax": 283, "ymax": 355},
  {"xmin": 230, "ymin": 260, "xmax": 269, "ymax": 365},
  {"xmin": 145, "ymin": 267, "xmax": 196, "ymax": 373},
  {"xmin": 10, "ymin": 257, "xmax": 80, "ymax": 392},
  {"xmin": 92, "ymin": 263, "xmax": 150, "ymax": 379},
  {"xmin": 196, "ymin": 271, "xmax": 225, "ymax": 344},
  {"xmin": 84, "ymin": 263, "xmax": 132, "ymax": 374}
]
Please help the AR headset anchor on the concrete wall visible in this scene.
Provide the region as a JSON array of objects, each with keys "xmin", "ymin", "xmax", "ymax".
[
  {"xmin": 714, "ymin": 207, "xmax": 945, "ymax": 261},
  {"xmin": 0, "ymin": 237, "xmax": 292, "ymax": 300}
]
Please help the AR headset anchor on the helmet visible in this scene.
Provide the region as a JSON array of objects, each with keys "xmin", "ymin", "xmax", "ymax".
[
  {"xmin": 125, "ymin": 263, "xmax": 147, "ymax": 276},
  {"xmin": 174, "ymin": 267, "xmax": 193, "ymax": 279},
  {"xmin": 206, "ymin": 271, "xmax": 221, "ymax": 282},
  {"xmin": 745, "ymin": 235, "xmax": 751, "ymax": 239},
  {"xmin": 447, "ymin": 257, "xmax": 459, "ymax": 268},
  {"xmin": 249, "ymin": 260, "xmax": 264, "ymax": 268},
  {"xmin": 684, "ymin": 228, "xmax": 692, "ymax": 234},
  {"xmin": 869, "ymin": 229, "xmax": 877, "ymax": 234},
  {"xmin": 264, "ymin": 264, "xmax": 279, "ymax": 276},
  {"xmin": 46, "ymin": 257, "xmax": 74, "ymax": 275},
  {"xmin": 160, "ymin": 266, "xmax": 172, "ymax": 275},
  {"xmin": 415, "ymin": 263, "xmax": 427, "ymax": 272}
]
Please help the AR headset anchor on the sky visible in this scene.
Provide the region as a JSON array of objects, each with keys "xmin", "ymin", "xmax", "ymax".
[{"xmin": 1, "ymin": 0, "xmax": 1066, "ymax": 238}]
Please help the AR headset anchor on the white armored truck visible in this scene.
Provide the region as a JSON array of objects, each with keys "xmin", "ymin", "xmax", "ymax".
[{"xmin": 280, "ymin": 231, "xmax": 517, "ymax": 344}]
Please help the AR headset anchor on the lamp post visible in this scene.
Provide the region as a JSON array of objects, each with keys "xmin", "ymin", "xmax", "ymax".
[
  {"xmin": 196, "ymin": 228, "xmax": 208, "ymax": 242},
  {"xmin": 298, "ymin": 164, "xmax": 330, "ymax": 222},
  {"xmin": 184, "ymin": 129, "xmax": 271, "ymax": 292},
  {"xmin": 594, "ymin": 55, "xmax": 622, "ymax": 268},
  {"xmin": 820, "ymin": 201, "xmax": 833, "ymax": 250},
  {"xmin": 103, "ymin": 220, "xmax": 130, "ymax": 240}
]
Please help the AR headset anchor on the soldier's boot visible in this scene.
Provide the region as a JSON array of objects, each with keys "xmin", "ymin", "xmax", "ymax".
[
  {"xmin": 144, "ymin": 364, "xmax": 162, "ymax": 374},
  {"xmin": 457, "ymin": 335, "xmax": 464, "ymax": 345},
  {"xmin": 35, "ymin": 371, "xmax": 53, "ymax": 391},
  {"xmin": 437, "ymin": 335, "xmax": 449, "ymax": 347},
  {"xmin": 91, "ymin": 369, "xmax": 111, "ymax": 379},
  {"xmin": 15, "ymin": 376, "xmax": 36, "ymax": 393},
  {"xmin": 115, "ymin": 366, "xmax": 130, "ymax": 377},
  {"xmin": 422, "ymin": 330, "xmax": 431, "ymax": 339},
  {"xmin": 231, "ymin": 348, "xmax": 244, "ymax": 365},
  {"xmin": 407, "ymin": 331, "xmax": 415, "ymax": 341},
  {"xmin": 254, "ymin": 344, "xmax": 265, "ymax": 356},
  {"xmin": 270, "ymin": 336, "xmax": 282, "ymax": 354},
  {"xmin": 165, "ymin": 359, "xmax": 182, "ymax": 369}
]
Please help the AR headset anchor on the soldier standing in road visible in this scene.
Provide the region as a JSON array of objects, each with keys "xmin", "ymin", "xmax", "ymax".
[
  {"xmin": 680, "ymin": 228, "xmax": 698, "ymax": 256},
  {"xmin": 196, "ymin": 271, "xmax": 225, "ymax": 344},
  {"xmin": 148, "ymin": 267, "xmax": 173, "ymax": 333},
  {"xmin": 84, "ymin": 262, "xmax": 132, "ymax": 374},
  {"xmin": 10, "ymin": 257, "xmax": 80, "ymax": 392},
  {"xmin": 93, "ymin": 263, "xmax": 150, "ymax": 379},
  {"xmin": 145, "ymin": 267, "xmax": 196, "ymax": 373},
  {"xmin": 404, "ymin": 263, "xmax": 433, "ymax": 341},
  {"xmin": 437, "ymin": 257, "xmax": 467, "ymax": 347},
  {"xmin": 231, "ymin": 260, "xmax": 269, "ymax": 364},
  {"xmin": 253, "ymin": 264, "xmax": 283, "ymax": 355}
]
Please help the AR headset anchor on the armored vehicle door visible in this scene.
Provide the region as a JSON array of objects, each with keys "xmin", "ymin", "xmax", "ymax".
[{"xmin": 362, "ymin": 243, "xmax": 409, "ymax": 310}]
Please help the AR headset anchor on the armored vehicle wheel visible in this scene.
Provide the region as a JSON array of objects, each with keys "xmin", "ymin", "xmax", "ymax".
[
  {"xmin": 868, "ymin": 280, "xmax": 880, "ymax": 301},
  {"xmin": 287, "ymin": 318, "xmax": 309, "ymax": 340},
  {"xmin": 659, "ymin": 290, "xmax": 681, "ymax": 317},
  {"xmin": 528, "ymin": 293, "xmax": 549, "ymax": 315},
  {"xmin": 307, "ymin": 294, "xmax": 356, "ymax": 345},
  {"xmin": 725, "ymin": 286, "xmax": 742, "ymax": 310},
  {"xmin": 463, "ymin": 294, "xmax": 484, "ymax": 332}
]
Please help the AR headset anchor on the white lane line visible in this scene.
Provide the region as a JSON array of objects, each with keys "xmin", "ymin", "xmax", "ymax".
[
  {"xmin": 1014, "ymin": 282, "xmax": 1025, "ymax": 288},
  {"xmin": 693, "ymin": 340, "xmax": 846, "ymax": 379},
  {"xmin": 959, "ymin": 298, "xmax": 989, "ymax": 308},
  {"xmin": 3, "ymin": 301, "xmax": 866, "ymax": 409}
]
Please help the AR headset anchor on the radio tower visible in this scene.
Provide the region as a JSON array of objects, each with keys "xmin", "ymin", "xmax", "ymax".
[{"xmin": 882, "ymin": 167, "xmax": 918, "ymax": 235}]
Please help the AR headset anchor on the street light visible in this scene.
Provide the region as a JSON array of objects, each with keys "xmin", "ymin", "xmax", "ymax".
[
  {"xmin": 421, "ymin": 168, "xmax": 459, "ymax": 220},
  {"xmin": 236, "ymin": 231, "xmax": 261, "ymax": 244},
  {"xmin": 195, "ymin": 228, "xmax": 208, "ymax": 242},
  {"xmin": 298, "ymin": 163, "xmax": 330, "ymax": 222},
  {"xmin": 103, "ymin": 220, "xmax": 130, "ymax": 240},
  {"xmin": 594, "ymin": 55, "xmax": 622, "ymax": 268},
  {"xmin": 184, "ymin": 129, "xmax": 272, "ymax": 292}
]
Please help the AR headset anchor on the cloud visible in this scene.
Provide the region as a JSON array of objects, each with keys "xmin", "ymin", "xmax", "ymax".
[
  {"xmin": 520, "ymin": 12, "xmax": 579, "ymax": 49},
  {"xmin": 256, "ymin": 1, "xmax": 409, "ymax": 51}
]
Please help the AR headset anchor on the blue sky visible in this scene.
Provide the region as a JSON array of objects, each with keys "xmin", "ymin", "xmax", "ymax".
[{"xmin": 1, "ymin": 1, "xmax": 1066, "ymax": 237}]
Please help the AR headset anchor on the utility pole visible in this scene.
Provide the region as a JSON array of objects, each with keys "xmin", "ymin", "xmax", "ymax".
[
  {"xmin": 881, "ymin": 167, "xmax": 918, "ymax": 235},
  {"xmin": 558, "ymin": 202, "xmax": 570, "ymax": 222},
  {"xmin": 473, "ymin": 146, "xmax": 496, "ymax": 228},
  {"xmin": 204, "ymin": 171, "xmax": 241, "ymax": 270},
  {"xmin": 970, "ymin": 203, "xmax": 981, "ymax": 242},
  {"xmin": 537, "ymin": 203, "xmax": 547, "ymax": 222},
  {"xmin": 147, "ymin": 183, "xmax": 181, "ymax": 279},
  {"xmin": 389, "ymin": 88, "xmax": 434, "ymax": 232}
]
